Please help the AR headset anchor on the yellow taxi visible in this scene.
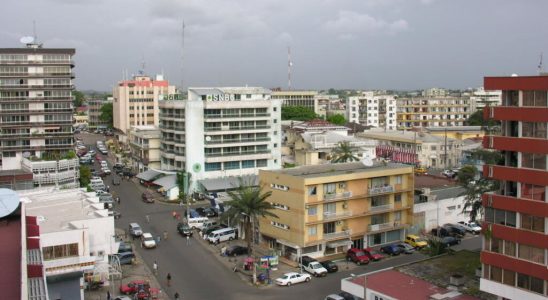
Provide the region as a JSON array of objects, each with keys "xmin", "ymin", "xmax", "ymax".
[{"xmin": 405, "ymin": 234, "xmax": 428, "ymax": 249}]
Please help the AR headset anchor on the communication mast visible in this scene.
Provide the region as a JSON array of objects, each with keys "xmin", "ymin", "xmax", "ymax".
[{"xmin": 288, "ymin": 46, "xmax": 293, "ymax": 90}]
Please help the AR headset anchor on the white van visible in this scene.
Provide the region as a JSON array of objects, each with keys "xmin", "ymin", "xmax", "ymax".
[
  {"xmin": 187, "ymin": 217, "xmax": 209, "ymax": 230},
  {"xmin": 207, "ymin": 227, "xmax": 236, "ymax": 244},
  {"xmin": 90, "ymin": 178, "xmax": 103, "ymax": 185}
]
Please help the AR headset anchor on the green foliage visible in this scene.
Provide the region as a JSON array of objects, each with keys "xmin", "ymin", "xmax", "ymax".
[
  {"xmin": 224, "ymin": 178, "xmax": 277, "ymax": 253},
  {"xmin": 73, "ymin": 90, "xmax": 86, "ymax": 107},
  {"xmin": 467, "ymin": 149, "xmax": 502, "ymax": 165},
  {"xmin": 80, "ymin": 165, "xmax": 91, "ymax": 187},
  {"xmin": 457, "ymin": 165, "xmax": 478, "ymax": 185},
  {"xmin": 458, "ymin": 165, "xmax": 499, "ymax": 222},
  {"xmin": 281, "ymin": 106, "xmax": 317, "ymax": 121},
  {"xmin": 283, "ymin": 163, "xmax": 296, "ymax": 168},
  {"xmin": 64, "ymin": 150, "xmax": 77, "ymax": 159},
  {"xmin": 331, "ymin": 141, "xmax": 359, "ymax": 163},
  {"xmin": 176, "ymin": 171, "xmax": 192, "ymax": 203},
  {"xmin": 426, "ymin": 236, "xmax": 448, "ymax": 257},
  {"xmin": 326, "ymin": 114, "xmax": 346, "ymax": 125},
  {"xmin": 99, "ymin": 103, "xmax": 114, "ymax": 128},
  {"xmin": 466, "ymin": 110, "xmax": 500, "ymax": 128}
]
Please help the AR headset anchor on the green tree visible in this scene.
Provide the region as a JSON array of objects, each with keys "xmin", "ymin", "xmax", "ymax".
[
  {"xmin": 458, "ymin": 165, "xmax": 499, "ymax": 222},
  {"xmin": 426, "ymin": 236, "xmax": 448, "ymax": 256},
  {"xmin": 331, "ymin": 141, "xmax": 359, "ymax": 163},
  {"xmin": 281, "ymin": 106, "xmax": 317, "ymax": 121},
  {"xmin": 79, "ymin": 165, "xmax": 91, "ymax": 187},
  {"xmin": 224, "ymin": 179, "xmax": 277, "ymax": 253},
  {"xmin": 176, "ymin": 171, "xmax": 192, "ymax": 204},
  {"xmin": 73, "ymin": 90, "xmax": 85, "ymax": 107},
  {"xmin": 326, "ymin": 114, "xmax": 346, "ymax": 125},
  {"xmin": 100, "ymin": 103, "xmax": 114, "ymax": 128}
]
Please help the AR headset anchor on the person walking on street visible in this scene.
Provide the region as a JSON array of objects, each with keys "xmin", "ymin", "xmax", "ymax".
[
  {"xmin": 174, "ymin": 292, "xmax": 180, "ymax": 300},
  {"xmin": 107, "ymin": 290, "xmax": 111, "ymax": 300},
  {"xmin": 163, "ymin": 230, "xmax": 168, "ymax": 240},
  {"xmin": 166, "ymin": 273, "xmax": 172, "ymax": 287},
  {"xmin": 153, "ymin": 261, "xmax": 158, "ymax": 275},
  {"xmin": 156, "ymin": 235, "xmax": 161, "ymax": 244},
  {"xmin": 186, "ymin": 235, "xmax": 190, "ymax": 245},
  {"xmin": 145, "ymin": 215, "xmax": 150, "ymax": 223},
  {"xmin": 172, "ymin": 211, "xmax": 177, "ymax": 219}
]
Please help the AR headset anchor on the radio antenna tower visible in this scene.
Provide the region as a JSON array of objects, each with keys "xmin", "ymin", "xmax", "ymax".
[
  {"xmin": 287, "ymin": 46, "xmax": 293, "ymax": 90},
  {"xmin": 538, "ymin": 52, "xmax": 544, "ymax": 74},
  {"xmin": 181, "ymin": 20, "xmax": 186, "ymax": 94}
]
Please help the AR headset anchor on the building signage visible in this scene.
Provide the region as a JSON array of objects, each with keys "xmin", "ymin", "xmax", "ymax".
[
  {"xmin": 206, "ymin": 94, "xmax": 236, "ymax": 101},
  {"xmin": 160, "ymin": 94, "xmax": 185, "ymax": 101}
]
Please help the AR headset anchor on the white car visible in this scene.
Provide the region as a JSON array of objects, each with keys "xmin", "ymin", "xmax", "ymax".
[
  {"xmin": 102, "ymin": 167, "xmax": 111, "ymax": 175},
  {"xmin": 276, "ymin": 272, "xmax": 311, "ymax": 286},
  {"xmin": 457, "ymin": 221, "xmax": 482, "ymax": 234},
  {"xmin": 100, "ymin": 161, "xmax": 108, "ymax": 167},
  {"xmin": 141, "ymin": 233, "xmax": 157, "ymax": 248}
]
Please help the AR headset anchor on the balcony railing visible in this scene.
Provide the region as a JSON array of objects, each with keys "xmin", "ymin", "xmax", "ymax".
[
  {"xmin": 204, "ymin": 125, "xmax": 270, "ymax": 132},
  {"xmin": 205, "ymin": 150, "xmax": 270, "ymax": 157},
  {"xmin": 323, "ymin": 211, "xmax": 352, "ymax": 220},
  {"xmin": 368, "ymin": 222, "xmax": 398, "ymax": 232},
  {"xmin": 368, "ymin": 185, "xmax": 394, "ymax": 195},
  {"xmin": 323, "ymin": 229, "xmax": 352, "ymax": 240},
  {"xmin": 370, "ymin": 203, "xmax": 394, "ymax": 212},
  {"xmin": 323, "ymin": 191, "xmax": 353, "ymax": 201},
  {"xmin": 204, "ymin": 113, "xmax": 269, "ymax": 119},
  {"xmin": 205, "ymin": 137, "xmax": 271, "ymax": 144}
]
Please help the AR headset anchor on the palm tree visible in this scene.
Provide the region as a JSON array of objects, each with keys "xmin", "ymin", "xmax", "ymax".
[
  {"xmin": 458, "ymin": 165, "xmax": 499, "ymax": 222},
  {"xmin": 331, "ymin": 141, "xmax": 359, "ymax": 163},
  {"xmin": 224, "ymin": 178, "xmax": 277, "ymax": 253}
]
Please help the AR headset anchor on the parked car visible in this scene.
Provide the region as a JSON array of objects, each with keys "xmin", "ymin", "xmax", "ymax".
[
  {"xmin": 346, "ymin": 248, "xmax": 370, "ymax": 265},
  {"xmin": 396, "ymin": 242, "xmax": 416, "ymax": 254},
  {"xmin": 405, "ymin": 234, "xmax": 428, "ymax": 249},
  {"xmin": 275, "ymin": 272, "xmax": 311, "ymax": 286},
  {"xmin": 120, "ymin": 280, "xmax": 150, "ymax": 294},
  {"xmin": 457, "ymin": 221, "xmax": 482, "ymax": 234},
  {"xmin": 202, "ymin": 225, "xmax": 224, "ymax": 237},
  {"xmin": 362, "ymin": 248, "xmax": 384, "ymax": 261},
  {"xmin": 442, "ymin": 236, "xmax": 461, "ymax": 246},
  {"xmin": 338, "ymin": 292, "xmax": 359, "ymax": 300},
  {"xmin": 88, "ymin": 149, "xmax": 96, "ymax": 156},
  {"xmin": 176, "ymin": 222, "xmax": 193, "ymax": 237},
  {"xmin": 431, "ymin": 227, "xmax": 451, "ymax": 237},
  {"xmin": 320, "ymin": 260, "xmax": 339, "ymax": 273},
  {"xmin": 380, "ymin": 244, "xmax": 403, "ymax": 256},
  {"xmin": 118, "ymin": 242, "xmax": 132, "ymax": 253},
  {"xmin": 113, "ymin": 163, "xmax": 124, "ymax": 172},
  {"xmin": 102, "ymin": 167, "xmax": 111, "ymax": 175},
  {"xmin": 128, "ymin": 223, "xmax": 143, "ymax": 237},
  {"xmin": 415, "ymin": 166, "xmax": 427, "ymax": 175},
  {"xmin": 224, "ymin": 245, "xmax": 248, "ymax": 256},
  {"xmin": 442, "ymin": 169, "xmax": 457, "ymax": 178},
  {"xmin": 112, "ymin": 176, "xmax": 121, "ymax": 186},
  {"xmin": 141, "ymin": 233, "xmax": 156, "ymax": 248},
  {"xmin": 195, "ymin": 207, "xmax": 208, "ymax": 217},
  {"xmin": 141, "ymin": 191, "xmax": 154, "ymax": 203},
  {"xmin": 111, "ymin": 252, "xmax": 135, "ymax": 265},
  {"xmin": 203, "ymin": 207, "xmax": 218, "ymax": 217},
  {"xmin": 114, "ymin": 296, "xmax": 132, "ymax": 300},
  {"xmin": 300, "ymin": 256, "xmax": 327, "ymax": 277},
  {"xmin": 443, "ymin": 224, "xmax": 466, "ymax": 237}
]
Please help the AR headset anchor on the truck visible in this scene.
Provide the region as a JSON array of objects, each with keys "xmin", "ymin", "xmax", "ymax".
[{"xmin": 300, "ymin": 256, "xmax": 328, "ymax": 277}]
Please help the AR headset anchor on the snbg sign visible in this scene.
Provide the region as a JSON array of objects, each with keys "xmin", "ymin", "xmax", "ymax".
[
  {"xmin": 207, "ymin": 94, "xmax": 236, "ymax": 101},
  {"xmin": 160, "ymin": 94, "xmax": 184, "ymax": 101}
]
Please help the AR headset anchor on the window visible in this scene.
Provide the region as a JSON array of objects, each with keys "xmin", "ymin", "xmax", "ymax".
[
  {"xmin": 490, "ymin": 266, "xmax": 502, "ymax": 282},
  {"xmin": 521, "ymin": 152, "xmax": 546, "ymax": 170},
  {"xmin": 256, "ymin": 159, "xmax": 267, "ymax": 167},
  {"xmin": 323, "ymin": 222, "xmax": 336, "ymax": 234},
  {"xmin": 491, "ymin": 237, "xmax": 503, "ymax": 253},
  {"xmin": 522, "ymin": 122, "xmax": 547, "ymax": 138},
  {"xmin": 521, "ymin": 183, "xmax": 546, "ymax": 201},
  {"xmin": 224, "ymin": 161, "xmax": 240, "ymax": 170},
  {"xmin": 394, "ymin": 194, "xmax": 402, "ymax": 203},
  {"xmin": 307, "ymin": 206, "xmax": 317, "ymax": 216},
  {"xmin": 395, "ymin": 175, "xmax": 403, "ymax": 184},
  {"xmin": 42, "ymin": 243, "xmax": 79, "ymax": 260},
  {"xmin": 242, "ymin": 160, "xmax": 255, "ymax": 168},
  {"xmin": 205, "ymin": 162, "xmax": 221, "ymax": 171},
  {"xmin": 503, "ymin": 269, "xmax": 515, "ymax": 286},
  {"xmin": 323, "ymin": 183, "xmax": 336, "ymax": 194},
  {"xmin": 517, "ymin": 273, "xmax": 545, "ymax": 294},
  {"xmin": 308, "ymin": 226, "xmax": 317, "ymax": 236},
  {"xmin": 504, "ymin": 241, "xmax": 516, "ymax": 257},
  {"xmin": 521, "ymin": 213, "xmax": 545, "ymax": 233},
  {"xmin": 518, "ymin": 244, "xmax": 545, "ymax": 264},
  {"xmin": 488, "ymin": 208, "xmax": 516, "ymax": 227},
  {"xmin": 308, "ymin": 186, "xmax": 317, "ymax": 196},
  {"xmin": 522, "ymin": 90, "xmax": 548, "ymax": 107}
]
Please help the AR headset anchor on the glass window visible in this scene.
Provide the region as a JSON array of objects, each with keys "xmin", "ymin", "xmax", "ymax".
[
  {"xmin": 490, "ymin": 266, "xmax": 502, "ymax": 282},
  {"xmin": 495, "ymin": 209, "xmax": 506, "ymax": 225},
  {"xmin": 224, "ymin": 161, "xmax": 240, "ymax": 170},
  {"xmin": 504, "ymin": 241, "xmax": 516, "ymax": 257},
  {"xmin": 395, "ymin": 175, "xmax": 403, "ymax": 184},
  {"xmin": 521, "ymin": 183, "xmax": 546, "ymax": 201},
  {"xmin": 307, "ymin": 206, "xmax": 317, "ymax": 216},
  {"xmin": 485, "ymin": 207, "xmax": 494, "ymax": 223},
  {"xmin": 491, "ymin": 237, "xmax": 503, "ymax": 253},
  {"xmin": 519, "ymin": 244, "xmax": 545, "ymax": 264},
  {"xmin": 503, "ymin": 269, "xmax": 515, "ymax": 286},
  {"xmin": 323, "ymin": 222, "xmax": 336, "ymax": 234},
  {"xmin": 323, "ymin": 183, "xmax": 336, "ymax": 194},
  {"xmin": 506, "ymin": 211, "xmax": 516, "ymax": 227},
  {"xmin": 308, "ymin": 226, "xmax": 317, "ymax": 236},
  {"xmin": 256, "ymin": 159, "xmax": 267, "ymax": 167},
  {"xmin": 522, "ymin": 122, "xmax": 547, "ymax": 139},
  {"xmin": 205, "ymin": 162, "xmax": 221, "ymax": 171},
  {"xmin": 521, "ymin": 152, "xmax": 546, "ymax": 170},
  {"xmin": 530, "ymin": 276, "xmax": 545, "ymax": 294},
  {"xmin": 521, "ymin": 213, "xmax": 545, "ymax": 233},
  {"xmin": 517, "ymin": 273, "xmax": 529, "ymax": 289},
  {"xmin": 523, "ymin": 90, "xmax": 548, "ymax": 107},
  {"xmin": 308, "ymin": 186, "xmax": 317, "ymax": 195},
  {"xmin": 242, "ymin": 160, "xmax": 255, "ymax": 168}
]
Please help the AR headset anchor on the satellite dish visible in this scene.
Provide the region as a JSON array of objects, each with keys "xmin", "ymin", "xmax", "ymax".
[
  {"xmin": 511, "ymin": 73, "xmax": 518, "ymax": 77},
  {"xmin": 23, "ymin": 152, "xmax": 31, "ymax": 158},
  {"xmin": 20, "ymin": 36, "xmax": 34, "ymax": 44},
  {"xmin": 205, "ymin": 136, "xmax": 211, "ymax": 142},
  {"xmin": 362, "ymin": 153, "xmax": 374, "ymax": 167},
  {"xmin": 0, "ymin": 189, "xmax": 21, "ymax": 218}
]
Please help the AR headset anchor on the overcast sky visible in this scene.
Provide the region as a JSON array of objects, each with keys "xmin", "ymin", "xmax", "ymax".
[{"xmin": 2, "ymin": 0, "xmax": 547, "ymax": 91}]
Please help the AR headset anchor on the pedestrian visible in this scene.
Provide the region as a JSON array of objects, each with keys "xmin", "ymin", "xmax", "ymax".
[
  {"xmin": 166, "ymin": 273, "xmax": 172, "ymax": 287},
  {"xmin": 172, "ymin": 211, "xmax": 177, "ymax": 219},
  {"xmin": 163, "ymin": 230, "xmax": 168, "ymax": 240},
  {"xmin": 117, "ymin": 197, "xmax": 121, "ymax": 204},
  {"xmin": 186, "ymin": 235, "xmax": 190, "ymax": 245},
  {"xmin": 157, "ymin": 235, "xmax": 161, "ymax": 244},
  {"xmin": 145, "ymin": 215, "xmax": 150, "ymax": 223},
  {"xmin": 174, "ymin": 292, "xmax": 180, "ymax": 300},
  {"xmin": 107, "ymin": 290, "xmax": 111, "ymax": 300},
  {"xmin": 153, "ymin": 261, "xmax": 158, "ymax": 275}
]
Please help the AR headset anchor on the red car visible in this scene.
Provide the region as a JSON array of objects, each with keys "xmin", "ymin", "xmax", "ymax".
[
  {"xmin": 120, "ymin": 280, "xmax": 149, "ymax": 295},
  {"xmin": 95, "ymin": 154, "xmax": 102, "ymax": 161},
  {"xmin": 363, "ymin": 248, "xmax": 384, "ymax": 261},
  {"xmin": 345, "ymin": 248, "xmax": 370, "ymax": 265}
]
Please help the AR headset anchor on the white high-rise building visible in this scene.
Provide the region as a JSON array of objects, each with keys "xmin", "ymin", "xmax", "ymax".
[
  {"xmin": 470, "ymin": 87, "xmax": 502, "ymax": 110},
  {"xmin": 159, "ymin": 87, "xmax": 282, "ymax": 186},
  {"xmin": 347, "ymin": 91, "xmax": 397, "ymax": 130}
]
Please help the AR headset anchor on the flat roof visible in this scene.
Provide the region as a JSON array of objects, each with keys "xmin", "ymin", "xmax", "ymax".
[
  {"xmin": 0, "ymin": 48, "xmax": 75, "ymax": 54},
  {"xmin": 415, "ymin": 174, "xmax": 458, "ymax": 189},
  {"xmin": 0, "ymin": 214, "xmax": 21, "ymax": 300},
  {"xmin": 21, "ymin": 188, "xmax": 106, "ymax": 233},
  {"xmin": 267, "ymin": 161, "xmax": 411, "ymax": 179},
  {"xmin": 349, "ymin": 269, "xmax": 478, "ymax": 300},
  {"xmin": 189, "ymin": 87, "xmax": 271, "ymax": 95},
  {"xmin": 485, "ymin": 75, "xmax": 548, "ymax": 91}
]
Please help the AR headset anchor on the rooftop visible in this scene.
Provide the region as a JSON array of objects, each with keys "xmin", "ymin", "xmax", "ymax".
[
  {"xmin": 21, "ymin": 188, "xmax": 108, "ymax": 233},
  {"xmin": 358, "ymin": 129, "xmax": 460, "ymax": 144},
  {"xmin": 348, "ymin": 269, "xmax": 478, "ymax": 300},
  {"xmin": 415, "ymin": 174, "xmax": 458, "ymax": 190},
  {"xmin": 426, "ymin": 126, "xmax": 483, "ymax": 132},
  {"xmin": 189, "ymin": 87, "xmax": 271, "ymax": 96},
  {"xmin": 485, "ymin": 75, "xmax": 548, "ymax": 91},
  {"xmin": 291, "ymin": 119, "xmax": 349, "ymax": 132},
  {"xmin": 268, "ymin": 161, "xmax": 412, "ymax": 179},
  {"xmin": 0, "ymin": 48, "xmax": 75, "ymax": 54}
]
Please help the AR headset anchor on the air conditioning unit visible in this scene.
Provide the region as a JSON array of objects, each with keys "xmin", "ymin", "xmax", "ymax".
[
  {"xmin": 339, "ymin": 182, "xmax": 346, "ymax": 188},
  {"xmin": 342, "ymin": 203, "xmax": 348, "ymax": 209},
  {"xmin": 336, "ymin": 221, "xmax": 343, "ymax": 226}
]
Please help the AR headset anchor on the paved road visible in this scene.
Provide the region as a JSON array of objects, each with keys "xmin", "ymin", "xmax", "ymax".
[{"xmin": 79, "ymin": 133, "xmax": 482, "ymax": 300}]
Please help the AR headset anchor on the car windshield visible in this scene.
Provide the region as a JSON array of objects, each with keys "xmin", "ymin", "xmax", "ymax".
[
  {"xmin": 281, "ymin": 275, "xmax": 290, "ymax": 280},
  {"xmin": 144, "ymin": 236, "xmax": 154, "ymax": 242},
  {"xmin": 312, "ymin": 264, "xmax": 322, "ymax": 269},
  {"xmin": 469, "ymin": 222, "xmax": 479, "ymax": 227}
]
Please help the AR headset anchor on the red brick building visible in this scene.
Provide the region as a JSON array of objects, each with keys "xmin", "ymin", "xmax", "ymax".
[{"xmin": 480, "ymin": 75, "xmax": 548, "ymax": 299}]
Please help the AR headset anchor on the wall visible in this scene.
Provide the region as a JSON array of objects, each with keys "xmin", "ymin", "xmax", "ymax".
[{"xmin": 413, "ymin": 195, "xmax": 468, "ymax": 232}]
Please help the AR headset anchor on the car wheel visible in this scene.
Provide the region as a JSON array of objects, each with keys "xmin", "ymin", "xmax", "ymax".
[
  {"xmin": 305, "ymin": 277, "xmax": 310, "ymax": 282},
  {"xmin": 229, "ymin": 237, "xmax": 234, "ymax": 241},
  {"xmin": 233, "ymin": 253, "xmax": 237, "ymax": 257},
  {"xmin": 287, "ymin": 282, "xmax": 291, "ymax": 286},
  {"xmin": 357, "ymin": 261, "xmax": 361, "ymax": 265}
]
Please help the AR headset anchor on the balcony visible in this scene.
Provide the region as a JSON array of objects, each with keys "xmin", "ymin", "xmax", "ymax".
[
  {"xmin": 204, "ymin": 125, "xmax": 270, "ymax": 132},
  {"xmin": 368, "ymin": 222, "xmax": 398, "ymax": 232},
  {"xmin": 323, "ymin": 229, "xmax": 352, "ymax": 240},
  {"xmin": 370, "ymin": 203, "xmax": 394, "ymax": 212},
  {"xmin": 323, "ymin": 211, "xmax": 352, "ymax": 220},
  {"xmin": 484, "ymin": 165, "xmax": 548, "ymax": 187},
  {"xmin": 205, "ymin": 149, "xmax": 270, "ymax": 157},
  {"xmin": 323, "ymin": 191, "xmax": 353, "ymax": 201},
  {"xmin": 368, "ymin": 185, "xmax": 394, "ymax": 195},
  {"xmin": 483, "ymin": 106, "xmax": 548, "ymax": 123},
  {"xmin": 205, "ymin": 137, "xmax": 271, "ymax": 145},
  {"xmin": 483, "ymin": 135, "xmax": 548, "ymax": 154}
]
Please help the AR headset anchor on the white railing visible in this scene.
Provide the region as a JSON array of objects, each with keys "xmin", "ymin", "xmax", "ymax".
[
  {"xmin": 368, "ymin": 185, "xmax": 394, "ymax": 195},
  {"xmin": 323, "ymin": 229, "xmax": 352, "ymax": 239},
  {"xmin": 323, "ymin": 211, "xmax": 352, "ymax": 220},
  {"xmin": 368, "ymin": 222, "xmax": 395, "ymax": 232},
  {"xmin": 322, "ymin": 191, "xmax": 353, "ymax": 201},
  {"xmin": 370, "ymin": 203, "xmax": 394, "ymax": 212}
]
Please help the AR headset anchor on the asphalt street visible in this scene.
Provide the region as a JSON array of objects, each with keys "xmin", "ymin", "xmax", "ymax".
[{"xmin": 79, "ymin": 132, "xmax": 482, "ymax": 300}]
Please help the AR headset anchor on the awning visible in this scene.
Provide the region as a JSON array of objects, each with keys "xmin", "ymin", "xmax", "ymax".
[
  {"xmin": 136, "ymin": 169, "xmax": 162, "ymax": 181},
  {"xmin": 153, "ymin": 175, "xmax": 177, "ymax": 190},
  {"xmin": 326, "ymin": 239, "xmax": 352, "ymax": 248},
  {"xmin": 198, "ymin": 175, "xmax": 258, "ymax": 192}
]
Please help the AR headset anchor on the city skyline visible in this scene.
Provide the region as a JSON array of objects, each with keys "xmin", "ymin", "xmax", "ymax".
[{"xmin": 1, "ymin": 0, "xmax": 547, "ymax": 91}]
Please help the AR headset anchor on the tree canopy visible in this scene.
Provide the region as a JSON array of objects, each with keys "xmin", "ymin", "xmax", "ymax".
[
  {"xmin": 79, "ymin": 165, "xmax": 91, "ymax": 187},
  {"xmin": 99, "ymin": 103, "xmax": 113, "ymax": 128},
  {"xmin": 73, "ymin": 90, "xmax": 86, "ymax": 107},
  {"xmin": 281, "ymin": 106, "xmax": 317, "ymax": 121},
  {"xmin": 326, "ymin": 114, "xmax": 346, "ymax": 125},
  {"xmin": 331, "ymin": 141, "xmax": 359, "ymax": 163},
  {"xmin": 458, "ymin": 164, "xmax": 499, "ymax": 222}
]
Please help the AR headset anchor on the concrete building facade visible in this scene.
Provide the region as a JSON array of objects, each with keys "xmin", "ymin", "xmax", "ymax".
[
  {"xmin": 258, "ymin": 162, "xmax": 414, "ymax": 261},
  {"xmin": 271, "ymin": 90, "xmax": 318, "ymax": 112},
  {"xmin": 470, "ymin": 87, "xmax": 502, "ymax": 110},
  {"xmin": 347, "ymin": 91, "xmax": 397, "ymax": 130},
  {"xmin": 159, "ymin": 87, "xmax": 282, "ymax": 189},
  {"xmin": 397, "ymin": 97, "xmax": 472, "ymax": 129},
  {"xmin": 113, "ymin": 75, "xmax": 175, "ymax": 134},
  {"xmin": 480, "ymin": 75, "xmax": 548, "ymax": 299},
  {"xmin": 128, "ymin": 125, "xmax": 161, "ymax": 172},
  {"xmin": 88, "ymin": 97, "xmax": 112, "ymax": 130},
  {"xmin": 0, "ymin": 46, "xmax": 75, "ymax": 171}
]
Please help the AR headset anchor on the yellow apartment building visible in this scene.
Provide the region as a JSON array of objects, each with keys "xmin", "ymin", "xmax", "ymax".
[{"xmin": 258, "ymin": 162, "xmax": 414, "ymax": 261}]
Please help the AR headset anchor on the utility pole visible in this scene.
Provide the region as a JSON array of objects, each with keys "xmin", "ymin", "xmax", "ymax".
[
  {"xmin": 444, "ymin": 128, "xmax": 448, "ymax": 169},
  {"xmin": 287, "ymin": 46, "xmax": 292, "ymax": 90}
]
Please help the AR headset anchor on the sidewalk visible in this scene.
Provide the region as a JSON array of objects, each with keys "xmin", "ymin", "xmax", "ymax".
[{"xmin": 84, "ymin": 229, "xmax": 169, "ymax": 300}]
